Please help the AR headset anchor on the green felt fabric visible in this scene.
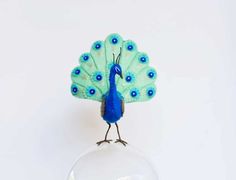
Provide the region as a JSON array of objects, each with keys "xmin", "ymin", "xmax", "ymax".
[{"xmin": 71, "ymin": 33, "xmax": 157, "ymax": 103}]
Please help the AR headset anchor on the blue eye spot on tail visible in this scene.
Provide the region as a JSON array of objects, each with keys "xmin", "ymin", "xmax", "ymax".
[
  {"xmin": 126, "ymin": 76, "xmax": 132, "ymax": 82},
  {"xmin": 130, "ymin": 88, "xmax": 140, "ymax": 99},
  {"xmin": 148, "ymin": 90, "xmax": 153, "ymax": 96},
  {"xmin": 71, "ymin": 84, "xmax": 79, "ymax": 95},
  {"xmin": 131, "ymin": 91, "xmax": 137, "ymax": 97},
  {"xmin": 148, "ymin": 72, "xmax": 154, "ymax": 78},
  {"xmin": 86, "ymin": 86, "xmax": 96, "ymax": 97},
  {"xmin": 90, "ymin": 89, "xmax": 95, "ymax": 94},
  {"xmin": 147, "ymin": 69, "xmax": 157, "ymax": 79},
  {"xmin": 92, "ymin": 71, "xmax": 103, "ymax": 82},
  {"xmin": 95, "ymin": 44, "xmax": 101, "ymax": 49},
  {"xmin": 75, "ymin": 69, "xmax": 80, "ymax": 75},
  {"xmin": 125, "ymin": 72, "xmax": 135, "ymax": 83},
  {"xmin": 146, "ymin": 87, "xmax": 156, "ymax": 98},
  {"xmin": 127, "ymin": 45, "xmax": 133, "ymax": 51},
  {"xmin": 112, "ymin": 38, "xmax": 118, "ymax": 44},
  {"xmin": 108, "ymin": 34, "xmax": 121, "ymax": 45},
  {"xmin": 83, "ymin": 55, "xmax": 89, "ymax": 61},
  {"xmin": 125, "ymin": 41, "xmax": 136, "ymax": 52},
  {"xmin": 72, "ymin": 67, "xmax": 81, "ymax": 76},
  {"xmin": 139, "ymin": 53, "xmax": 149, "ymax": 64},
  {"xmin": 96, "ymin": 74, "xmax": 102, "ymax": 81},
  {"xmin": 92, "ymin": 41, "xmax": 102, "ymax": 50},
  {"xmin": 73, "ymin": 87, "xmax": 78, "ymax": 93},
  {"xmin": 140, "ymin": 57, "xmax": 146, "ymax": 62},
  {"xmin": 80, "ymin": 53, "xmax": 90, "ymax": 62}
]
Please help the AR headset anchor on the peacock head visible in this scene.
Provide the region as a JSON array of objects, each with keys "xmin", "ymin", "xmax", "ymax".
[{"xmin": 111, "ymin": 63, "xmax": 123, "ymax": 79}]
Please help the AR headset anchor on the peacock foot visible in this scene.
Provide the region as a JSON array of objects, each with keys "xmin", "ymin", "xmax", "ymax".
[
  {"xmin": 115, "ymin": 139, "xmax": 128, "ymax": 146},
  {"xmin": 96, "ymin": 139, "xmax": 112, "ymax": 146}
]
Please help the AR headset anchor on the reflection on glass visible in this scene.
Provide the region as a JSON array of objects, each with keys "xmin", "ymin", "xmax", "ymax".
[{"xmin": 67, "ymin": 143, "xmax": 158, "ymax": 180}]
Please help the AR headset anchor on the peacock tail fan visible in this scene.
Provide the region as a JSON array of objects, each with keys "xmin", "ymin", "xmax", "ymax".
[{"xmin": 71, "ymin": 33, "xmax": 157, "ymax": 103}]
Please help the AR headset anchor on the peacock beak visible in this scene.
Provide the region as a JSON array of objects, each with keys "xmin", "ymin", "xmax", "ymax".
[{"xmin": 120, "ymin": 73, "xmax": 123, "ymax": 79}]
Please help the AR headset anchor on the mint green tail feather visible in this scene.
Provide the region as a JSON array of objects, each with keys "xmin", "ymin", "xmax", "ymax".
[
  {"xmin": 104, "ymin": 34, "xmax": 124, "ymax": 88},
  {"xmin": 71, "ymin": 33, "xmax": 157, "ymax": 103}
]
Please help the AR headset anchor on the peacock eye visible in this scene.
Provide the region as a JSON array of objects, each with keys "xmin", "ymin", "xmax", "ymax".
[
  {"xmin": 89, "ymin": 89, "xmax": 96, "ymax": 94},
  {"xmin": 138, "ymin": 53, "xmax": 149, "ymax": 64},
  {"xmin": 73, "ymin": 87, "xmax": 78, "ymax": 93},
  {"xmin": 130, "ymin": 88, "xmax": 140, "ymax": 99},
  {"xmin": 148, "ymin": 90, "xmax": 153, "ymax": 96},
  {"xmin": 127, "ymin": 45, "xmax": 133, "ymax": 51},
  {"xmin": 108, "ymin": 34, "xmax": 121, "ymax": 45},
  {"xmin": 148, "ymin": 72, "xmax": 154, "ymax": 78},
  {"xmin": 95, "ymin": 44, "xmax": 101, "ymax": 49},
  {"xmin": 125, "ymin": 72, "xmax": 135, "ymax": 83},
  {"xmin": 114, "ymin": 66, "xmax": 120, "ymax": 73},
  {"xmin": 125, "ymin": 41, "xmax": 136, "ymax": 52},
  {"xmin": 140, "ymin": 56, "xmax": 147, "ymax": 63},
  {"xmin": 71, "ymin": 84, "xmax": 79, "ymax": 95},
  {"xmin": 96, "ymin": 74, "xmax": 102, "ymax": 81},
  {"xmin": 140, "ymin": 57, "xmax": 146, "ymax": 62},
  {"xmin": 126, "ymin": 76, "xmax": 132, "ymax": 82},
  {"xmin": 92, "ymin": 71, "xmax": 103, "ymax": 82},
  {"xmin": 86, "ymin": 86, "xmax": 97, "ymax": 97},
  {"xmin": 146, "ymin": 87, "xmax": 156, "ymax": 98},
  {"xmin": 131, "ymin": 90, "xmax": 137, "ymax": 97},
  {"xmin": 75, "ymin": 69, "xmax": 80, "ymax": 75},
  {"xmin": 147, "ymin": 69, "xmax": 157, "ymax": 79},
  {"xmin": 80, "ymin": 53, "xmax": 90, "ymax": 63},
  {"xmin": 92, "ymin": 41, "xmax": 102, "ymax": 50},
  {"xmin": 72, "ymin": 67, "xmax": 81, "ymax": 76},
  {"xmin": 83, "ymin": 55, "xmax": 89, "ymax": 61},
  {"xmin": 112, "ymin": 38, "xmax": 118, "ymax": 44}
]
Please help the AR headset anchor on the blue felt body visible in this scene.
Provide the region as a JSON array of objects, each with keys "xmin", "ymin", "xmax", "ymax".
[{"xmin": 102, "ymin": 65, "xmax": 123, "ymax": 123}]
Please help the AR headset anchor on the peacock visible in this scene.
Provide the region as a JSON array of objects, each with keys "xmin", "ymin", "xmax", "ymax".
[{"xmin": 71, "ymin": 33, "xmax": 157, "ymax": 146}]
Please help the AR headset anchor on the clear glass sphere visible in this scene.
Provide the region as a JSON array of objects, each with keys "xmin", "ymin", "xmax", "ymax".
[{"xmin": 67, "ymin": 143, "xmax": 158, "ymax": 180}]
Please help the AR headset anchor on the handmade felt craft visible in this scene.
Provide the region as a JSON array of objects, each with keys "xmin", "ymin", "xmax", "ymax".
[{"xmin": 71, "ymin": 33, "xmax": 157, "ymax": 146}]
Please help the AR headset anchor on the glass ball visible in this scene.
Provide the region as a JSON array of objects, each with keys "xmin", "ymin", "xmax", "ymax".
[{"xmin": 67, "ymin": 143, "xmax": 158, "ymax": 180}]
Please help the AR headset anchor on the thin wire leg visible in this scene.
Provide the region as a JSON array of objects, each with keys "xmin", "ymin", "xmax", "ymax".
[
  {"xmin": 96, "ymin": 123, "xmax": 112, "ymax": 146},
  {"xmin": 104, "ymin": 123, "xmax": 111, "ymax": 140},
  {"xmin": 115, "ymin": 123, "xmax": 128, "ymax": 146},
  {"xmin": 115, "ymin": 123, "xmax": 121, "ymax": 139}
]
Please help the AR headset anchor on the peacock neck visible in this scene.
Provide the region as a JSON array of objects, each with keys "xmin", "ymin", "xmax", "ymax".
[{"xmin": 109, "ymin": 71, "xmax": 117, "ymax": 95}]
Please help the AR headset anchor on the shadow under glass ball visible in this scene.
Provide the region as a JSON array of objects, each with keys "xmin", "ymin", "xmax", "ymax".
[{"xmin": 67, "ymin": 143, "xmax": 158, "ymax": 180}]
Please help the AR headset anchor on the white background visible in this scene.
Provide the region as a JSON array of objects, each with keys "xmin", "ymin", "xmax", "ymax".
[{"xmin": 0, "ymin": 0, "xmax": 235, "ymax": 179}]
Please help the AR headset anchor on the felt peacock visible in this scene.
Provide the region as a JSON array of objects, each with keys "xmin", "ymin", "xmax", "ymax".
[{"xmin": 71, "ymin": 33, "xmax": 157, "ymax": 146}]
